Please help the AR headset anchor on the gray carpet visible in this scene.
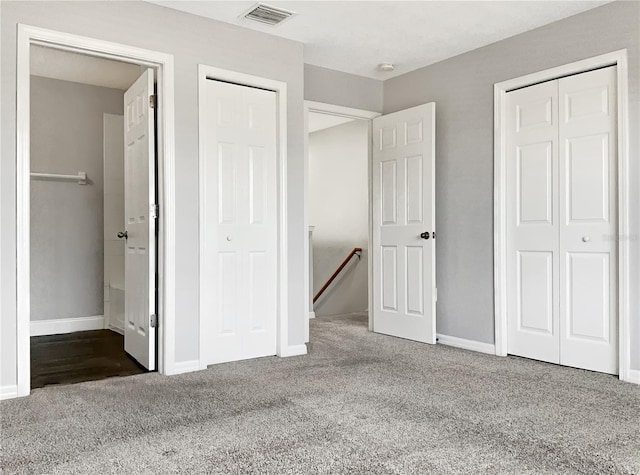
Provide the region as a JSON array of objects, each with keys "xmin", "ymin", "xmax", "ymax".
[{"xmin": 1, "ymin": 313, "xmax": 639, "ymax": 474}]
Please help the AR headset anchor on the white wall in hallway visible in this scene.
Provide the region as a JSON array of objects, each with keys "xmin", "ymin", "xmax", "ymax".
[
  {"xmin": 309, "ymin": 118, "xmax": 369, "ymax": 316},
  {"xmin": 30, "ymin": 77, "xmax": 123, "ymax": 326}
]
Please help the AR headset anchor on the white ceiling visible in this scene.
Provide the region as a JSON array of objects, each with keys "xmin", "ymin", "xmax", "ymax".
[
  {"xmin": 31, "ymin": 45, "xmax": 143, "ymax": 90},
  {"xmin": 148, "ymin": 1, "xmax": 611, "ymax": 79},
  {"xmin": 308, "ymin": 112, "xmax": 354, "ymax": 133}
]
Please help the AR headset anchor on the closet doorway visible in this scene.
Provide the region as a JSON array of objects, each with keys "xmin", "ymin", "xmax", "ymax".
[
  {"xmin": 16, "ymin": 25, "xmax": 176, "ymax": 397},
  {"xmin": 26, "ymin": 43, "xmax": 157, "ymax": 389}
]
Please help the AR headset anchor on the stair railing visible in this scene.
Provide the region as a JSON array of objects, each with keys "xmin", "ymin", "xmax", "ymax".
[{"xmin": 313, "ymin": 248, "xmax": 362, "ymax": 304}]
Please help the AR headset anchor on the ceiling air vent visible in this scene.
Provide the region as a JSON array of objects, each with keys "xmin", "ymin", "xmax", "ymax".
[{"xmin": 242, "ymin": 3, "xmax": 296, "ymax": 26}]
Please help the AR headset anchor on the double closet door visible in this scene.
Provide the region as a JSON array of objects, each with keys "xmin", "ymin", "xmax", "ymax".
[{"xmin": 506, "ymin": 66, "xmax": 618, "ymax": 375}]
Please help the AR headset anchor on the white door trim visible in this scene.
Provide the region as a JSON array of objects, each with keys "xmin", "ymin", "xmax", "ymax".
[
  {"xmin": 303, "ymin": 101, "xmax": 381, "ymax": 339},
  {"xmin": 16, "ymin": 24, "xmax": 177, "ymax": 397},
  {"xmin": 493, "ymin": 49, "xmax": 632, "ymax": 382},
  {"xmin": 198, "ymin": 65, "xmax": 290, "ymax": 368}
]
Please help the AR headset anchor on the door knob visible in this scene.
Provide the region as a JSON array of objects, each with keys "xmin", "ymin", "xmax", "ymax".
[
  {"xmin": 420, "ymin": 231, "xmax": 430, "ymax": 240},
  {"xmin": 582, "ymin": 236, "xmax": 590, "ymax": 242},
  {"xmin": 117, "ymin": 231, "xmax": 128, "ymax": 240}
]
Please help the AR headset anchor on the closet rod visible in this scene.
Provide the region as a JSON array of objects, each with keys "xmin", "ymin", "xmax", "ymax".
[{"xmin": 30, "ymin": 171, "xmax": 87, "ymax": 185}]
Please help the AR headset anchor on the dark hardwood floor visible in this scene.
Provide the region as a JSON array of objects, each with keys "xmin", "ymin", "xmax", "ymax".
[{"xmin": 31, "ymin": 330, "xmax": 146, "ymax": 389}]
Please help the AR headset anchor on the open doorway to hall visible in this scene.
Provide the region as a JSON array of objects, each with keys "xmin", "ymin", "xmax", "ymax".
[
  {"xmin": 308, "ymin": 113, "xmax": 369, "ymax": 320},
  {"xmin": 28, "ymin": 45, "xmax": 156, "ymax": 388}
]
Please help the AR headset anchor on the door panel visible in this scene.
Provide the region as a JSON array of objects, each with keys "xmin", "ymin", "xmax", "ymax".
[
  {"xmin": 559, "ymin": 66, "xmax": 617, "ymax": 374},
  {"xmin": 566, "ymin": 253, "xmax": 610, "ymax": 341},
  {"xmin": 406, "ymin": 155, "xmax": 423, "ymax": 224},
  {"xmin": 406, "ymin": 246, "xmax": 424, "ymax": 315},
  {"xmin": 202, "ymin": 79, "xmax": 277, "ymax": 365},
  {"xmin": 517, "ymin": 251, "xmax": 554, "ymax": 334},
  {"xmin": 381, "ymin": 160, "xmax": 398, "ymax": 225},
  {"xmin": 372, "ymin": 103, "xmax": 435, "ymax": 344},
  {"xmin": 566, "ymin": 134, "xmax": 609, "ymax": 222},
  {"xmin": 518, "ymin": 142, "xmax": 553, "ymax": 224},
  {"xmin": 219, "ymin": 252, "xmax": 238, "ymax": 335},
  {"xmin": 506, "ymin": 80, "xmax": 560, "ymax": 364},
  {"xmin": 123, "ymin": 68, "xmax": 156, "ymax": 370},
  {"xmin": 381, "ymin": 246, "xmax": 398, "ymax": 311}
]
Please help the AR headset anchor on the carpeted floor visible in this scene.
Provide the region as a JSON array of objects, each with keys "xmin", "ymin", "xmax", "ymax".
[{"xmin": 1, "ymin": 313, "xmax": 639, "ymax": 474}]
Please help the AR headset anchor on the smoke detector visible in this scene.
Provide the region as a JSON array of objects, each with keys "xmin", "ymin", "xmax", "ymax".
[
  {"xmin": 378, "ymin": 63, "xmax": 395, "ymax": 72},
  {"xmin": 241, "ymin": 3, "xmax": 296, "ymax": 26}
]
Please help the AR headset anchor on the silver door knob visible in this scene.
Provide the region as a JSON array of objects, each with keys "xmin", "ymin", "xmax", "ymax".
[
  {"xmin": 226, "ymin": 235, "xmax": 232, "ymax": 242},
  {"xmin": 582, "ymin": 236, "xmax": 590, "ymax": 242}
]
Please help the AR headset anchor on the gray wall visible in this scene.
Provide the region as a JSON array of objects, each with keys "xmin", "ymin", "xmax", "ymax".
[
  {"xmin": 1, "ymin": 1, "xmax": 305, "ymax": 389},
  {"xmin": 383, "ymin": 0, "xmax": 640, "ymax": 369},
  {"xmin": 305, "ymin": 64, "xmax": 383, "ymax": 113},
  {"xmin": 30, "ymin": 76, "xmax": 123, "ymax": 322},
  {"xmin": 309, "ymin": 120, "xmax": 369, "ymax": 316}
]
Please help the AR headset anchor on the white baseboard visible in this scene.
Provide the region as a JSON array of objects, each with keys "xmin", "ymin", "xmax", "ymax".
[
  {"xmin": 436, "ymin": 333, "xmax": 496, "ymax": 355},
  {"xmin": 107, "ymin": 324, "xmax": 124, "ymax": 335},
  {"xmin": 0, "ymin": 385, "xmax": 18, "ymax": 400},
  {"xmin": 30, "ymin": 315, "xmax": 105, "ymax": 336},
  {"xmin": 308, "ymin": 311, "xmax": 316, "ymax": 319},
  {"xmin": 625, "ymin": 369, "xmax": 640, "ymax": 385},
  {"xmin": 167, "ymin": 360, "xmax": 201, "ymax": 375},
  {"xmin": 279, "ymin": 344, "xmax": 308, "ymax": 357}
]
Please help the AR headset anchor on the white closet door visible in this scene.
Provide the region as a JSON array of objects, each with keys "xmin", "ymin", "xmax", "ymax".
[
  {"xmin": 506, "ymin": 67, "xmax": 618, "ymax": 375},
  {"xmin": 372, "ymin": 103, "xmax": 436, "ymax": 344},
  {"xmin": 558, "ymin": 66, "xmax": 617, "ymax": 374},
  {"xmin": 202, "ymin": 79, "xmax": 277, "ymax": 365},
  {"xmin": 123, "ymin": 68, "xmax": 156, "ymax": 370},
  {"xmin": 506, "ymin": 80, "xmax": 560, "ymax": 364}
]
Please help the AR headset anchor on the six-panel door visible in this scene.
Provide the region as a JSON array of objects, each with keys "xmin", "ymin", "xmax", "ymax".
[
  {"xmin": 202, "ymin": 79, "xmax": 278, "ymax": 365},
  {"xmin": 123, "ymin": 68, "xmax": 156, "ymax": 371},
  {"xmin": 372, "ymin": 103, "xmax": 436, "ymax": 344}
]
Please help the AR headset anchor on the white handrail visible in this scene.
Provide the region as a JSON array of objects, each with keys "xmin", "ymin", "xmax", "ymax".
[{"xmin": 30, "ymin": 171, "xmax": 87, "ymax": 185}]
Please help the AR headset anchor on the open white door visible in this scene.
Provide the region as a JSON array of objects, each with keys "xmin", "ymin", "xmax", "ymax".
[
  {"xmin": 123, "ymin": 68, "xmax": 156, "ymax": 370},
  {"xmin": 372, "ymin": 103, "xmax": 436, "ymax": 343}
]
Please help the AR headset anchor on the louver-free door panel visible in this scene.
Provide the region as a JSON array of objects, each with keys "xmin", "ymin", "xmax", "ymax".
[
  {"xmin": 123, "ymin": 68, "xmax": 156, "ymax": 371},
  {"xmin": 202, "ymin": 79, "xmax": 277, "ymax": 365},
  {"xmin": 558, "ymin": 66, "xmax": 617, "ymax": 374},
  {"xmin": 372, "ymin": 103, "xmax": 436, "ymax": 344},
  {"xmin": 506, "ymin": 80, "xmax": 560, "ymax": 364}
]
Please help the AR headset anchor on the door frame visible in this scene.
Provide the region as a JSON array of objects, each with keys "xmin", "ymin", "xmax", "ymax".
[
  {"xmin": 16, "ymin": 24, "xmax": 177, "ymax": 397},
  {"xmin": 303, "ymin": 101, "xmax": 381, "ymax": 339},
  {"xmin": 493, "ymin": 49, "xmax": 632, "ymax": 382},
  {"xmin": 197, "ymin": 65, "xmax": 292, "ymax": 367}
]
